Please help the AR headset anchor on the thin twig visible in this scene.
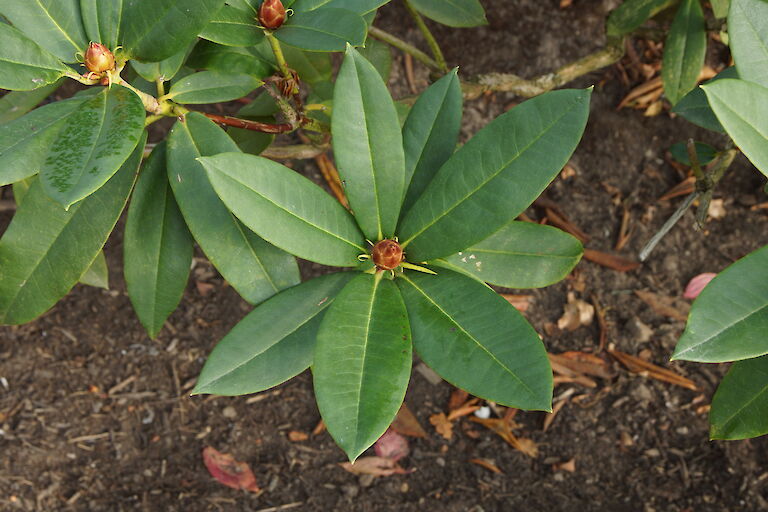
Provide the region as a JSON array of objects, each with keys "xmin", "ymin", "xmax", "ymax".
[
  {"xmin": 368, "ymin": 26, "xmax": 442, "ymax": 72},
  {"xmin": 202, "ymin": 112, "xmax": 293, "ymax": 134},
  {"xmin": 403, "ymin": 0, "xmax": 449, "ymax": 72},
  {"xmin": 261, "ymin": 144, "xmax": 329, "ymax": 160},
  {"xmin": 639, "ymin": 192, "xmax": 699, "ymax": 262}
]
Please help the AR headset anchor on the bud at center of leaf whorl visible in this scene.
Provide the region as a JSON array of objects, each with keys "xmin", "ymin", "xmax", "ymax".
[
  {"xmin": 84, "ymin": 42, "xmax": 115, "ymax": 73},
  {"xmin": 372, "ymin": 239, "xmax": 404, "ymax": 271},
  {"xmin": 259, "ymin": 0, "xmax": 286, "ymax": 30}
]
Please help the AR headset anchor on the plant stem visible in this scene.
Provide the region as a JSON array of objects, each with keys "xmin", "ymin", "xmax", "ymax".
[
  {"xmin": 202, "ymin": 112, "xmax": 294, "ymax": 133},
  {"xmin": 403, "ymin": 0, "xmax": 449, "ymax": 72},
  {"xmin": 639, "ymin": 191, "xmax": 699, "ymax": 262},
  {"xmin": 261, "ymin": 143, "xmax": 330, "ymax": 160},
  {"xmin": 368, "ymin": 26, "xmax": 442, "ymax": 73},
  {"xmin": 116, "ymin": 79, "xmax": 164, "ymax": 114},
  {"xmin": 265, "ymin": 31, "xmax": 293, "ymax": 81},
  {"xmin": 156, "ymin": 79, "xmax": 166, "ymax": 98}
]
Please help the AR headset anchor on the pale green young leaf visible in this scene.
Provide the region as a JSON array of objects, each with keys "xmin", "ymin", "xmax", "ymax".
[
  {"xmin": 0, "ymin": 24, "xmax": 70, "ymax": 90},
  {"xmin": 79, "ymin": 251, "xmax": 109, "ymax": 289},
  {"xmin": 80, "ymin": 0, "xmax": 122, "ymax": 50},
  {"xmin": 662, "ymin": 0, "xmax": 707, "ymax": 106},
  {"xmin": 165, "ymin": 71, "xmax": 262, "ymax": 104},
  {"xmin": 729, "ymin": 0, "xmax": 768, "ymax": 87}
]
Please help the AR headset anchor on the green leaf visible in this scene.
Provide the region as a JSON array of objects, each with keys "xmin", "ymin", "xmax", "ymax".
[
  {"xmin": 79, "ymin": 251, "xmax": 109, "ymax": 289},
  {"xmin": 0, "ymin": 82, "xmax": 62, "ymax": 124},
  {"xmin": 672, "ymin": 67, "xmax": 739, "ymax": 132},
  {"xmin": 80, "ymin": 0, "xmax": 122, "ymax": 50},
  {"xmin": 332, "ymin": 46, "xmax": 404, "ymax": 241},
  {"xmin": 124, "ymin": 143, "xmax": 193, "ymax": 339},
  {"xmin": 606, "ymin": 0, "xmax": 676, "ymax": 37},
  {"xmin": 200, "ymin": 4, "xmax": 264, "ymax": 46},
  {"xmin": 712, "ymin": 0, "xmax": 731, "ymax": 18},
  {"xmin": 120, "ymin": 0, "xmax": 224, "ymax": 62},
  {"xmin": 187, "ymin": 41, "xmax": 273, "ymax": 78},
  {"xmin": 408, "ymin": 0, "xmax": 487, "ymax": 27},
  {"xmin": 291, "ymin": 0, "xmax": 389, "ymax": 15},
  {"xmin": 0, "ymin": 96, "xmax": 89, "ymax": 187},
  {"xmin": 440, "ymin": 222, "xmax": 583, "ymax": 289},
  {"xmin": 194, "ymin": 272, "xmax": 354, "ymax": 395},
  {"xmin": 274, "ymin": 8, "xmax": 367, "ymax": 52},
  {"xmin": 673, "ymin": 244, "xmax": 768, "ymax": 362},
  {"xmin": 398, "ymin": 88, "xmax": 591, "ymax": 263},
  {"xmin": 0, "ymin": 133, "xmax": 144, "ymax": 325},
  {"xmin": 401, "ymin": 69, "xmax": 462, "ymax": 215},
  {"xmin": 131, "ymin": 43, "xmax": 194, "ymax": 82},
  {"xmin": 710, "ymin": 355, "xmax": 768, "ymax": 440},
  {"xmin": 313, "ymin": 273, "xmax": 411, "ymax": 461},
  {"xmin": 167, "ymin": 113, "xmax": 300, "ymax": 305},
  {"xmin": 165, "ymin": 71, "xmax": 262, "ymax": 104},
  {"xmin": 39, "ymin": 85, "xmax": 146, "ymax": 209},
  {"xmin": 11, "ymin": 178, "xmax": 34, "ymax": 206},
  {"xmin": 0, "ymin": 0, "xmax": 87, "ymax": 62},
  {"xmin": 662, "ymin": 0, "xmax": 707, "ymax": 106},
  {"xmin": 703, "ymin": 78, "xmax": 768, "ymax": 177},
  {"xmin": 357, "ymin": 37, "xmax": 392, "ymax": 82},
  {"xmin": 398, "ymin": 269, "xmax": 552, "ymax": 410},
  {"xmin": 199, "ymin": 152, "xmax": 367, "ymax": 267},
  {"xmin": 729, "ymin": 0, "xmax": 768, "ymax": 87},
  {"xmin": 282, "ymin": 45, "xmax": 332, "ymax": 84},
  {"xmin": 0, "ymin": 23, "xmax": 70, "ymax": 90},
  {"xmin": 669, "ymin": 141, "xmax": 718, "ymax": 166}
]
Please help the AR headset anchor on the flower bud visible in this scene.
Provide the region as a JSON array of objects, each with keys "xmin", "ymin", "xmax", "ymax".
[
  {"xmin": 259, "ymin": 0, "xmax": 286, "ymax": 30},
  {"xmin": 372, "ymin": 239, "xmax": 404, "ymax": 271},
  {"xmin": 84, "ymin": 42, "xmax": 115, "ymax": 73}
]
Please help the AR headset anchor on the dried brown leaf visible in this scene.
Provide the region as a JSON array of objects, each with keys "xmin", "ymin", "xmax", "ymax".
[
  {"xmin": 429, "ymin": 413, "xmax": 453, "ymax": 440},
  {"xmin": 390, "ymin": 404, "xmax": 427, "ymax": 438},
  {"xmin": 635, "ymin": 290, "xmax": 689, "ymax": 322},
  {"xmin": 340, "ymin": 456, "xmax": 411, "ymax": 477},
  {"xmin": 470, "ymin": 458, "xmax": 504, "ymax": 473},
  {"xmin": 609, "ymin": 349, "xmax": 698, "ymax": 391},
  {"xmin": 557, "ymin": 292, "xmax": 595, "ymax": 331},
  {"xmin": 202, "ymin": 446, "xmax": 260, "ymax": 493},
  {"xmin": 501, "ymin": 294, "xmax": 533, "ymax": 312}
]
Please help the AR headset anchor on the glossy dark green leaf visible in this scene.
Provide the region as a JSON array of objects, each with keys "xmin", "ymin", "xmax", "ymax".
[
  {"xmin": 606, "ymin": 0, "xmax": 675, "ymax": 37},
  {"xmin": 275, "ymin": 9, "xmax": 367, "ymax": 52},
  {"xmin": 399, "ymin": 88, "xmax": 591, "ymax": 263},
  {"xmin": 710, "ymin": 355, "xmax": 768, "ymax": 440},
  {"xmin": 0, "ymin": 133, "xmax": 144, "ymax": 325},
  {"xmin": 314, "ymin": 274, "xmax": 411, "ymax": 461},
  {"xmin": 398, "ymin": 269, "xmax": 552, "ymax": 410},
  {"xmin": 672, "ymin": 67, "xmax": 739, "ymax": 132},
  {"xmin": 199, "ymin": 152, "xmax": 367, "ymax": 267},
  {"xmin": 401, "ymin": 69, "xmax": 462, "ymax": 215},
  {"xmin": 440, "ymin": 222, "xmax": 583, "ymax": 289},
  {"xmin": 80, "ymin": 0, "xmax": 122, "ymax": 50},
  {"xmin": 39, "ymin": 85, "xmax": 146, "ymax": 209},
  {"xmin": 0, "ymin": 82, "xmax": 61, "ymax": 123},
  {"xmin": 673, "ymin": 244, "xmax": 768, "ymax": 362},
  {"xmin": 79, "ymin": 251, "xmax": 109, "ymax": 289},
  {"xmin": 291, "ymin": 0, "xmax": 388, "ymax": 15},
  {"xmin": 200, "ymin": 4, "xmax": 264, "ymax": 46},
  {"xmin": 0, "ymin": 0, "xmax": 87, "ymax": 62},
  {"xmin": 669, "ymin": 141, "xmax": 718, "ymax": 166},
  {"xmin": 729, "ymin": 0, "xmax": 768, "ymax": 87},
  {"xmin": 332, "ymin": 46, "xmax": 404, "ymax": 240},
  {"xmin": 131, "ymin": 43, "xmax": 194, "ymax": 82},
  {"xmin": 282, "ymin": 45, "xmax": 332, "ymax": 84},
  {"xmin": 0, "ymin": 96, "xmax": 89, "ymax": 187},
  {"xmin": 662, "ymin": 0, "xmax": 706, "ymax": 106},
  {"xmin": 165, "ymin": 71, "xmax": 262, "ymax": 104},
  {"xmin": 409, "ymin": 0, "xmax": 487, "ymax": 27},
  {"xmin": 187, "ymin": 41, "xmax": 273, "ymax": 78},
  {"xmin": 357, "ymin": 37, "xmax": 392, "ymax": 81},
  {"xmin": 167, "ymin": 113, "xmax": 300, "ymax": 304},
  {"xmin": 194, "ymin": 272, "xmax": 354, "ymax": 396},
  {"xmin": 703, "ymin": 79, "xmax": 768, "ymax": 177},
  {"xmin": 712, "ymin": 0, "xmax": 730, "ymax": 18},
  {"xmin": 0, "ymin": 23, "xmax": 70, "ymax": 90},
  {"xmin": 124, "ymin": 143, "xmax": 193, "ymax": 339},
  {"xmin": 120, "ymin": 0, "xmax": 224, "ymax": 62}
]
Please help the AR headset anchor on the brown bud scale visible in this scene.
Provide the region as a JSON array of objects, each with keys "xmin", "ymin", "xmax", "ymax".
[
  {"xmin": 259, "ymin": 0, "xmax": 286, "ymax": 29},
  {"xmin": 372, "ymin": 239, "xmax": 404, "ymax": 271}
]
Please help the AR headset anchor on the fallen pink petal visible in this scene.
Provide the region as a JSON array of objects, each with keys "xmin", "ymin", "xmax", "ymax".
[{"xmin": 683, "ymin": 273, "xmax": 717, "ymax": 300}]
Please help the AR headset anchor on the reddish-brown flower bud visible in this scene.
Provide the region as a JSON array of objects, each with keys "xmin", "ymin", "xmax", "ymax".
[
  {"xmin": 372, "ymin": 239, "xmax": 404, "ymax": 271},
  {"xmin": 84, "ymin": 42, "xmax": 115, "ymax": 73},
  {"xmin": 259, "ymin": 0, "xmax": 286, "ymax": 29}
]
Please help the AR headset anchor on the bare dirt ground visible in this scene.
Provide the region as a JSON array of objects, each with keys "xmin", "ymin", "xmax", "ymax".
[{"xmin": 2, "ymin": 1, "xmax": 768, "ymax": 510}]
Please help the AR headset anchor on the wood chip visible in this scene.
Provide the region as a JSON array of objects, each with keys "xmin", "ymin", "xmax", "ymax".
[
  {"xmin": 635, "ymin": 290, "xmax": 690, "ymax": 322},
  {"xmin": 608, "ymin": 349, "xmax": 698, "ymax": 391},
  {"xmin": 583, "ymin": 249, "xmax": 641, "ymax": 272},
  {"xmin": 543, "ymin": 398, "xmax": 568, "ymax": 432},
  {"xmin": 429, "ymin": 413, "xmax": 453, "ymax": 440},
  {"xmin": 501, "ymin": 293, "xmax": 533, "ymax": 312}
]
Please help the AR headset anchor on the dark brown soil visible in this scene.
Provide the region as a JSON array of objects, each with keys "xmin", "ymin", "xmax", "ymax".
[{"xmin": 2, "ymin": 1, "xmax": 768, "ymax": 511}]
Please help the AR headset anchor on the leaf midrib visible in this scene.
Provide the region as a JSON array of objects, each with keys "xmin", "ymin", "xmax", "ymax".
[
  {"xmin": 675, "ymin": 301, "xmax": 768, "ymax": 359},
  {"xmin": 401, "ymin": 97, "xmax": 583, "ymax": 247},
  {"xmin": 402, "ymin": 275, "xmax": 536, "ymax": 397},
  {"xmin": 351, "ymin": 277, "xmax": 379, "ymax": 450}
]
